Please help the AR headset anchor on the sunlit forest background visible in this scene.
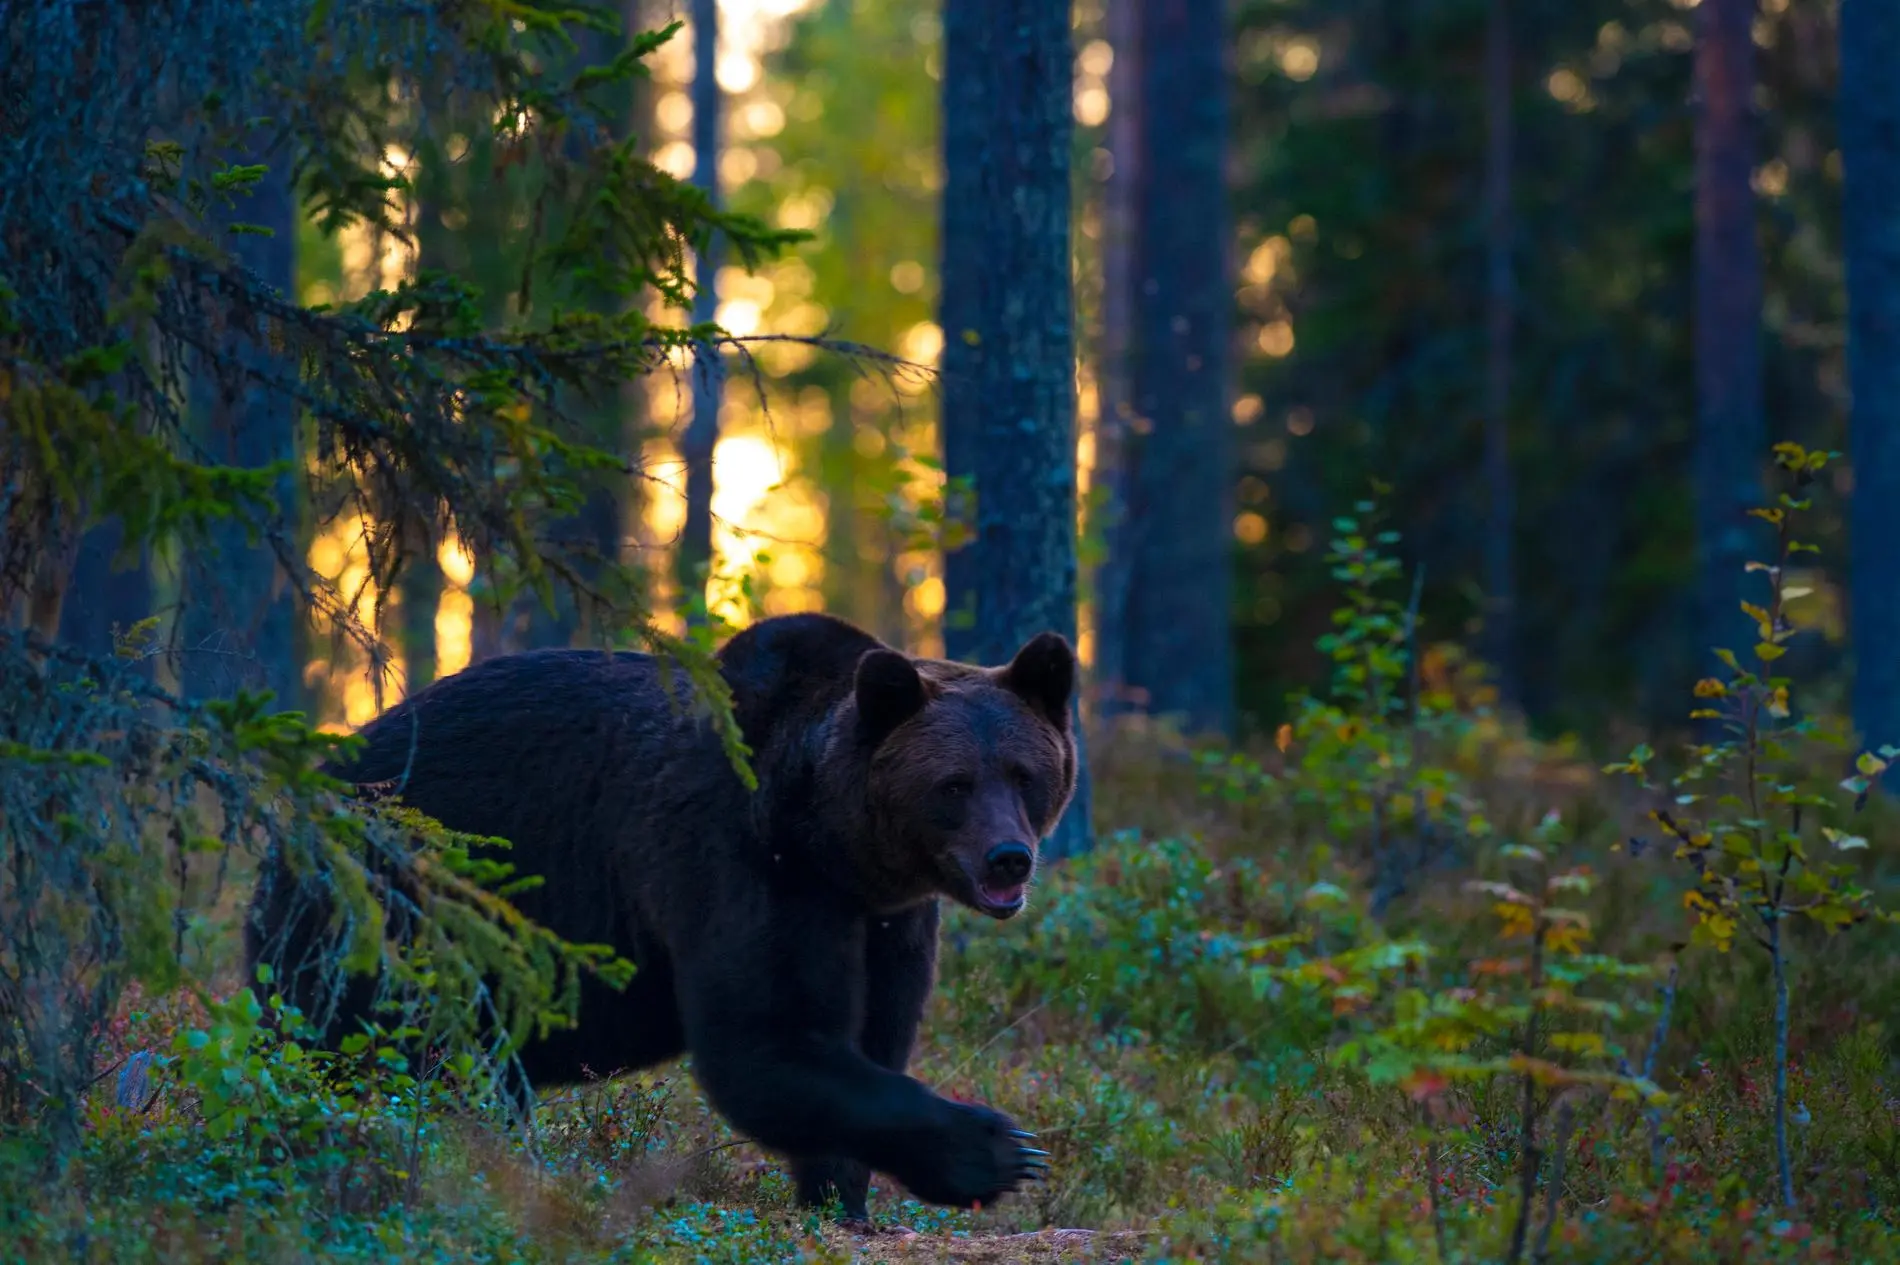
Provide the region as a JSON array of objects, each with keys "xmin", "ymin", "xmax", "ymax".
[
  {"xmin": 9, "ymin": 0, "xmax": 1900, "ymax": 1261},
  {"xmin": 264, "ymin": 0, "xmax": 1848, "ymax": 742}
]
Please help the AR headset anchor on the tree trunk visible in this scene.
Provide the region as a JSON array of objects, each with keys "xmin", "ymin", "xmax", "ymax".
[
  {"xmin": 620, "ymin": 0, "xmax": 654, "ymax": 625},
  {"xmin": 940, "ymin": 0, "xmax": 1091, "ymax": 858},
  {"xmin": 677, "ymin": 0, "xmax": 721, "ymax": 623},
  {"xmin": 183, "ymin": 145, "xmax": 301, "ymax": 707},
  {"xmin": 59, "ymin": 521, "xmax": 151, "ymax": 668},
  {"xmin": 1692, "ymin": 0, "xmax": 1765, "ymax": 669},
  {"xmin": 819, "ymin": 380, "xmax": 867, "ymax": 627},
  {"xmin": 1120, "ymin": 0, "xmax": 1235, "ymax": 738},
  {"xmin": 1481, "ymin": 0, "xmax": 1519, "ymax": 704},
  {"xmin": 1842, "ymin": 0, "xmax": 1900, "ymax": 753},
  {"xmin": 1091, "ymin": 0, "xmax": 1141, "ymax": 715},
  {"xmin": 518, "ymin": 27, "xmax": 625, "ymax": 652},
  {"xmin": 408, "ymin": 128, "xmax": 454, "ymax": 688}
]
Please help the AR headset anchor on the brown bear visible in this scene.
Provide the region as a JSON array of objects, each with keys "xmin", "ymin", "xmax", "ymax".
[{"xmin": 244, "ymin": 611, "xmax": 1078, "ymax": 1226}]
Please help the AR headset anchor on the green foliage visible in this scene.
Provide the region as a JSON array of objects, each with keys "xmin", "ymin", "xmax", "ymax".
[
  {"xmin": 137, "ymin": 986, "xmax": 454, "ymax": 1205},
  {"xmin": 8, "ymin": 669, "xmax": 1900, "ymax": 1260},
  {"xmin": 1610, "ymin": 444, "xmax": 1890, "ymax": 958},
  {"xmin": 1607, "ymin": 442, "xmax": 1896, "ymax": 1208},
  {"xmin": 1198, "ymin": 497, "xmax": 1495, "ymax": 909},
  {"xmin": 0, "ymin": 0, "xmax": 824, "ymax": 1172},
  {"xmin": 951, "ymin": 833, "xmax": 1338, "ymax": 1060},
  {"xmin": 0, "ymin": 639, "xmax": 633, "ymax": 1173}
]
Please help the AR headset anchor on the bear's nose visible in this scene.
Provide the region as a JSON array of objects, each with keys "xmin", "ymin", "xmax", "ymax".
[{"xmin": 983, "ymin": 842, "xmax": 1034, "ymax": 885}]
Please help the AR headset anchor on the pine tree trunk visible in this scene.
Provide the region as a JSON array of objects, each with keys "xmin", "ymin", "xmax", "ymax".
[
  {"xmin": 408, "ymin": 133, "xmax": 455, "ymax": 688},
  {"xmin": 1120, "ymin": 0, "xmax": 1235, "ymax": 739},
  {"xmin": 1692, "ymin": 0, "xmax": 1766, "ymax": 671},
  {"xmin": 939, "ymin": 0, "xmax": 1091, "ymax": 858},
  {"xmin": 619, "ymin": 0, "xmax": 655, "ymax": 625},
  {"xmin": 677, "ymin": 0, "xmax": 721, "ymax": 623},
  {"xmin": 60, "ymin": 520, "xmax": 151, "ymax": 669},
  {"xmin": 1842, "ymin": 0, "xmax": 1900, "ymax": 753},
  {"xmin": 1091, "ymin": 0, "xmax": 1141, "ymax": 715},
  {"xmin": 1482, "ymin": 0, "xmax": 1519, "ymax": 704},
  {"xmin": 183, "ymin": 145, "xmax": 301, "ymax": 707},
  {"xmin": 401, "ymin": 551, "xmax": 440, "ymax": 690}
]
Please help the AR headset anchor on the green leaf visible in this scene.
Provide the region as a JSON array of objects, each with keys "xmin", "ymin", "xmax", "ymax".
[{"xmin": 1302, "ymin": 881, "xmax": 1350, "ymax": 907}]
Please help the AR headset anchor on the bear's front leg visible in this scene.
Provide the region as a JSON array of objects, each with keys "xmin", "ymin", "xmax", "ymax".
[
  {"xmin": 675, "ymin": 898, "xmax": 1044, "ymax": 1212},
  {"xmin": 792, "ymin": 902, "xmax": 941, "ymax": 1229}
]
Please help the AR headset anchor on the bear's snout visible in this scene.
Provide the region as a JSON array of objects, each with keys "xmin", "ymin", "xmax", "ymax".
[{"xmin": 973, "ymin": 841, "xmax": 1035, "ymax": 917}]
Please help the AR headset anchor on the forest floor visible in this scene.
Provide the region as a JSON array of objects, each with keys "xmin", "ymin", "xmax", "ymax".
[
  {"xmin": 11, "ymin": 713, "xmax": 1900, "ymax": 1263},
  {"xmin": 815, "ymin": 1226, "xmax": 1146, "ymax": 1262}
]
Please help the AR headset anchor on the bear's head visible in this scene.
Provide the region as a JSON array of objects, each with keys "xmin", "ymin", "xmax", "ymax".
[{"xmin": 847, "ymin": 633, "xmax": 1078, "ymax": 919}]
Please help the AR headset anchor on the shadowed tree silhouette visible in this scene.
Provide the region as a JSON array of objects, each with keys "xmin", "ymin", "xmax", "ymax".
[
  {"xmin": 940, "ymin": 0, "xmax": 1091, "ymax": 857},
  {"xmin": 1692, "ymin": 0, "xmax": 1767, "ymax": 678},
  {"xmin": 1118, "ymin": 0, "xmax": 1237, "ymax": 739},
  {"xmin": 1843, "ymin": 0, "xmax": 1900, "ymax": 754}
]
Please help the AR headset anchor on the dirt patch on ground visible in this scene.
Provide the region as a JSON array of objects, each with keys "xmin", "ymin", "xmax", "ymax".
[{"xmin": 819, "ymin": 1226, "xmax": 1150, "ymax": 1263}]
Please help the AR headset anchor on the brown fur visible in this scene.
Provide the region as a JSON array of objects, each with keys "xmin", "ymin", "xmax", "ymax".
[{"xmin": 245, "ymin": 612, "xmax": 1078, "ymax": 1223}]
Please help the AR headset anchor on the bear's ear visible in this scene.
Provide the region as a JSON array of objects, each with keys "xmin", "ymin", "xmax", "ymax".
[
  {"xmin": 1000, "ymin": 631, "xmax": 1076, "ymax": 729},
  {"xmin": 854, "ymin": 649, "xmax": 930, "ymax": 746}
]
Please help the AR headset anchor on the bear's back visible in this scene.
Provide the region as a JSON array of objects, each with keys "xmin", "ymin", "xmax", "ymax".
[{"xmin": 335, "ymin": 648, "xmax": 734, "ymax": 945}]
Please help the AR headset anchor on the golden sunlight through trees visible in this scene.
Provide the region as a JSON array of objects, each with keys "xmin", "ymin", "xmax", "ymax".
[{"xmin": 306, "ymin": 142, "xmax": 417, "ymax": 730}]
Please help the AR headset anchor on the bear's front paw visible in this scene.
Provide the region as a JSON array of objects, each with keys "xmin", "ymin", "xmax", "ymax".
[{"xmin": 897, "ymin": 1102, "xmax": 1049, "ymax": 1209}]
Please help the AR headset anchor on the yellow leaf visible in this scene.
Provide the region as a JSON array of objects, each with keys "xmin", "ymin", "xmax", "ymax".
[
  {"xmin": 1549, "ymin": 1031, "xmax": 1607, "ymax": 1058},
  {"xmin": 1694, "ymin": 911, "xmax": 1737, "ymax": 952},
  {"xmin": 1275, "ymin": 723, "xmax": 1293, "ymax": 753},
  {"xmin": 1495, "ymin": 902, "xmax": 1536, "ymax": 939},
  {"xmin": 1546, "ymin": 922, "xmax": 1592, "ymax": 955}
]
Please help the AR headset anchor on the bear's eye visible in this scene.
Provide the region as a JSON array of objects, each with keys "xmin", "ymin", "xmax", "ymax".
[
  {"xmin": 938, "ymin": 777, "xmax": 974, "ymax": 799},
  {"xmin": 1007, "ymin": 765, "xmax": 1036, "ymax": 792}
]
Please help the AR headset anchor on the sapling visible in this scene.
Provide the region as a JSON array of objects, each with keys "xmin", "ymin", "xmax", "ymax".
[
  {"xmin": 1209, "ymin": 494, "xmax": 1485, "ymax": 909},
  {"xmin": 1606, "ymin": 442, "xmax": 1895, "ymax": 1210},
  {"xmin": 1258, "ymin": 816, "xmax": 1662, "ymax": 1265}
]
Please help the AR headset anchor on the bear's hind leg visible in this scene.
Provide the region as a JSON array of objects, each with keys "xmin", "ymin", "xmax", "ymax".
[{"xmin": 793, "ymin": 1156, "xmax": 873, "ymax": 1225}]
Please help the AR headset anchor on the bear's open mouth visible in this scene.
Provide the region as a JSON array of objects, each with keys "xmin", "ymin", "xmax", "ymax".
[{"xmin": 975, "ymin": 880, "xmax": 1027, "ymax": 916}]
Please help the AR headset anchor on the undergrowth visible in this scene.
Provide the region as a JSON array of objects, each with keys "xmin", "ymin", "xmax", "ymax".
[{"xmin": 6, "ymin": 447, "xmax": 1900, "ymax": 1263}]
